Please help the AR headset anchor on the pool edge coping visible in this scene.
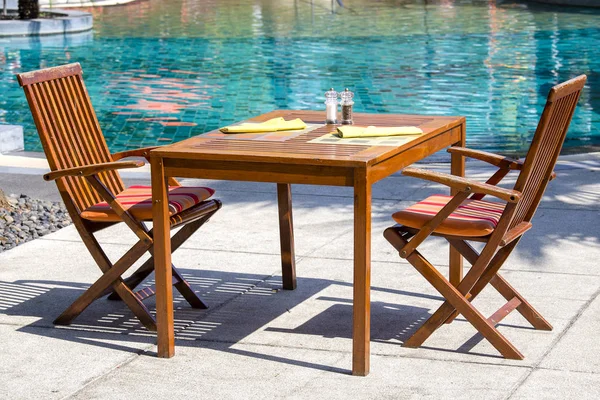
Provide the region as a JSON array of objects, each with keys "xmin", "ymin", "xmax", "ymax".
[{"xmin": 0, "ymin": 8, "xmax": 93, "ymax": 37}]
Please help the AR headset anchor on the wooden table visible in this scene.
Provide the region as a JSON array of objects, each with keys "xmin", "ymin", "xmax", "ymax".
[{"xmin": 150, "ymin": 110, "xmax": 466, "ymax": 376}]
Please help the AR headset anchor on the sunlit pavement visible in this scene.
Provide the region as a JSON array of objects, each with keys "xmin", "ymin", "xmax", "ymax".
[{"xmin": 1, "ymin": 152, "xmax": 599, "ymax": 399}]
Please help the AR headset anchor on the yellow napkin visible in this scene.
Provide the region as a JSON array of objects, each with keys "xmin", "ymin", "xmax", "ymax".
[
  {"xmin": 220, "ymin": 117, "xmax": 307, "ymax": 133},
  {"xmin": 336, "ymin": 125, "xmax": 423, "ymax": 138}
]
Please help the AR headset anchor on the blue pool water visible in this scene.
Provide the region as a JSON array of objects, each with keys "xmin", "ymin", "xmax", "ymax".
[{"xmin": 0, "ymin": 0, "xmax": 598, "ymax": 155}]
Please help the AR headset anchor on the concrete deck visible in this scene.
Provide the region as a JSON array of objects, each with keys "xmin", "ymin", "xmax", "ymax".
[{"xmin": 1, "ymin": 152, "xmax": 599, "ymax": 399}]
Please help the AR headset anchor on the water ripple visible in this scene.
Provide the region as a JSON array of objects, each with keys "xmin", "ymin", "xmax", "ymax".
[{"xmin": 0, "ymin": 0, "xmax": 598, "ymax": 155}]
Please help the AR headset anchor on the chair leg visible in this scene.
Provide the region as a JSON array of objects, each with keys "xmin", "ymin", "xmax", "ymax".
[
  {"xmin": 491, "ymin": 274, "xmax": 552, "ymax": 330},
  {"xmin": 64, "ymin": 220, "xmax": 159, "ymax": 330},
  {"xmin": 404, "ymin": 249, "xmax": 523, "ymax": 359},
  {"xmin": 108, "ymin": 260, "xmax": 207, "ymax": 309},
  {"xmin": 172, "ymin": 266, "xmax": 207, "ymax": 309},
  {"xmin": 111, "ymin": 282, "xmax": 157, "ymax": 331},
  {"xmin": 60, "ymin": 193, "xmax": 217, "ymax": 331},
  {"xmin": 442, "ymin": 239, "xmax": 517, "ymax": 324},
  {"xmin": 108, "ymin": 215, "xmax": 210, "ymax": 308},
  {"xmin": 106, "ymin": 261, "xmax": 154, "ymax": 301},
  {"xmin": 54, "ymin": 239, "xmax": 157, "ymax": 331},
  {"xmin": 384, "ymin": 227, "xmax": 523, "ymax": 359},
  {"xmin": 385, "ymin": 228, "xmax": 463, "ymax": 346},
  {"xmin": 404, "ymin": 239, "xmax": 517, "ymax": 346},
  {"xmin": 444, "ymin": 239, "xmax": 551, "ymax": 331},
  {"xmin": 108, "ymin": 222, "xmax": 183, "ymax": 300},
  {"xmin": 161, "ymin": 217, "xmax": 210, "ymax": 308}
]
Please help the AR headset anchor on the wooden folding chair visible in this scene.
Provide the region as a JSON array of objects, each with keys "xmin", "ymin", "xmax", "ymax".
[
  {"xmin": 384, "ymin": 75, "xmax": 587, "ymax": 359},
  {"xmin": 17, "ymin": 63, "xmax": 221, "ymax": 331}
]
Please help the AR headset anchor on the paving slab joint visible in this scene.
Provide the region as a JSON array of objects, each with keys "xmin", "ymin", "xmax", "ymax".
[
  {"xmin": 504, "ymin": 284, "xmax": 600, "ymax": 399},
  {"xmin": 56, "ymin": 343, "xmax": 153, "ymax": 400}
]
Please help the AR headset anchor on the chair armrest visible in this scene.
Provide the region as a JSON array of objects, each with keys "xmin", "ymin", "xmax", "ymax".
[
  {"xmin": 447, "ymin": 147, "xmax": 523, "ymax": 170},
  {"xmin": 448, "ymin": 146, "xmax": 557, "ymax": 181},
  {"xmin": 402, "ymin": 167, "xmax": 522, "ymax": 203},
  {"xmin": 111, "ymin": 146, "xmax": 181, "ymax": 186},
  {"xmin": 43, "ymin": 160, "xmax": 145, "ymax": 181},
  {"xmin": 111, "ymin": 146, "xmax": 159, "ymax": 161}
]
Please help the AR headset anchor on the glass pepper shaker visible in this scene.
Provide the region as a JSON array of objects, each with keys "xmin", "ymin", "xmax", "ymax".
[
  {"xmin": 324, "ymin": 88, "xmax": 338, "ymax": 124},
  {"xmin": 340, "ymin": 88, "xmax": 354, "ymax": 125}
]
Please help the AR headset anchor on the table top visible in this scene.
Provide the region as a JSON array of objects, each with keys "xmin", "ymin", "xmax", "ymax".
[{"xmin": 150, "ymin": 110, "xmax": 464, "ymax": 167}]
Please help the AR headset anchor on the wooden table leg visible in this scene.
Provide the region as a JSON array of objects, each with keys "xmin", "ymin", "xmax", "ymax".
[
  {"xmin": 151, "ymin": 156, "xmax": 175, "ymax": 358},
  {"xmin": 277, "ymin": 183, "xmax": 296, "ymax": 290},
  {"xmin": 352, "ymin": 171, "xmax": 371, "ymax": 376},
  {"xmin": 449, "ymin": 123, "xmax": 466, "ymax": 288}
]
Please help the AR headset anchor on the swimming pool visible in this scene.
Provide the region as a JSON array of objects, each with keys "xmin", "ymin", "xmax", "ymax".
[{"xmin": 0, "ymin": 0, "xmax": 598, "ymax": 155}]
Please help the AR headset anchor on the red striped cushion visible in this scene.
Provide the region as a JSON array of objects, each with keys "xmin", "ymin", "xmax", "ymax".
[
  {"xmin": 80, "ymin": 185, "xmax": 215, "ymax": 222},
  {"xmin": 392, "ymin": 194, "xmax": 505, "ymax": 237}
]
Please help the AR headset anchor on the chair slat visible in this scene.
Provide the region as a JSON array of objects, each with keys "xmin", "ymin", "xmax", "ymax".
[
  {"xmin": 65, "ymin": 74, "xmax": 116, "ymax": 200},
  {"xmin": 18, "ymin": 63, "xmax": 125, "ymax": 212},
  {"xmin": 509, "ymin": 77, "xmax": 585, "ymax": 229},
  {"xmin": 75, "ymin": 74, "xmax": 124, "ymax": 197},
  {"xmin": 40, "ymin": 80, "xmax": 97, "ymax": 209},
  {"xmin": 46, "ymin": 79, "xmax": 99, "ymax": 207},
  {"xmin": 25, "ymin": 83, "xmax": 80, "ymax": 206},
  {"xmin": 56, "ymin": 77, "xmax": 108, "ymax": 206},
  {"xmin": 55, "ymin": 78, "xmax": 95, "ymax": 167},
  {"xmin": 64, "ymin": 75, "xmax": 103, "ymax": 165},
  {"xmin": 29, "ymin": 82, "xmax": 86, "ymax": 207},
  {"xmin": 31, "ymin": 83, "xmax": 69, "ymax": 170}
]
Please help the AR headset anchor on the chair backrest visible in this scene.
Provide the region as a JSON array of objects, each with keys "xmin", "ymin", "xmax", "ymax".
[
  {"xmin": 509, "ymin": 75, "xmax": 587, "ymax": 229},
  {"xmin": 17, "ymin": 63, "xmax": 125, "ymax": 213}
]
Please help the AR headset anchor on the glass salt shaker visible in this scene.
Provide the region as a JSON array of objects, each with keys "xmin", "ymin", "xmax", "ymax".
[
  {"xmin": 340, "ymin": 88, "xmax": 354, "ymax": 125},
  {"xmin": 324, "ymin": 88, "xmax": 338, "ymax": 124}
]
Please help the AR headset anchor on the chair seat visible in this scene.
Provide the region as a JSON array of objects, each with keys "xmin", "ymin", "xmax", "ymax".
[
  {"xmin": 81, "ymin": 185, "xmax": 215, "ymax": 222},
  {"xmin": 392, "ymin": 194, "xmax": 505, "ymax": 237}
]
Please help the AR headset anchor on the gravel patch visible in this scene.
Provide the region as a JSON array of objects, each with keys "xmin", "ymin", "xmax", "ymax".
[{"xmin": 0, "ymin": 194, "xmax": 72, "ymax": 252}]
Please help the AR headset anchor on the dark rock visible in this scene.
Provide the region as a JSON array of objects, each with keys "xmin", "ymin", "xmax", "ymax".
[{"xmin": 0, "ymin": 195, "xmax": 72, "ymax": 252}]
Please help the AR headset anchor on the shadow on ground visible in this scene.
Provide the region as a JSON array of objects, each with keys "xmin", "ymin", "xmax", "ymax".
[{"xmin": 0, "ymin": 269, "xmax": 449, "ymax": 373}]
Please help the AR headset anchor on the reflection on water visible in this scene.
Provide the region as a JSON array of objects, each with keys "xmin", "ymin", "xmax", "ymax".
[
  {"xmin": 0, "ymin": 0, "xmax": 598, "ymax": 155},
  {"xmin": 0, "ymin": 30, "xmax": 93, "ymax": 50}
]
